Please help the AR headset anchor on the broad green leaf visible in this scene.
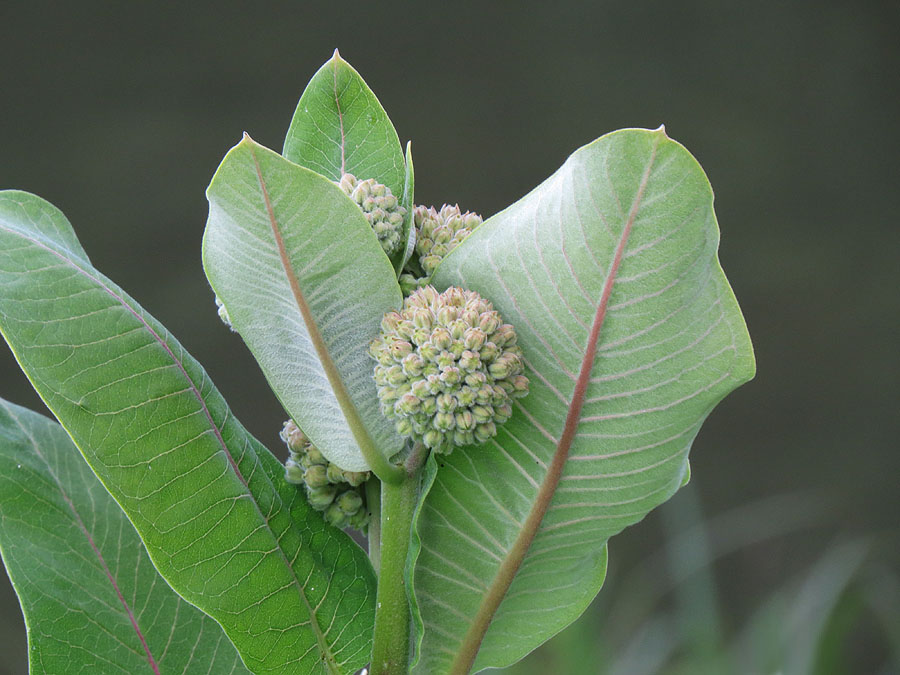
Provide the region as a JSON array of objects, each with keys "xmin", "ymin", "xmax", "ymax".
[
  {"xmin": 203, "ymin": 136, "xmax": 404, "ymax": 475},
  {"xmin": 283, "ymin": 50, "xmax": 405, "ymax": 198},
  {"xmin": 0, "ymin": 190, "xmax": 376, "ymax": 674},
  {"xmin": 395, "ymin": 141, "xmax": 417, "ymax": 275},
  {"xmin": 0, "ymin": 398, "xmax": 251, "ymax": 674},
  {"xmin": 412, "ymin": 128, "xmax": 756, "ymax": 673}
]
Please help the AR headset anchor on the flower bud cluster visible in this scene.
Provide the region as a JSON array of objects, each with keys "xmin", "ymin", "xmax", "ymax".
[
  {"xmin": 369, "ymin": 286, "xmax": 529, "ymax": 453},
  {"xmin": 413, "ymin": 204, "xmax": 483, "ymax": 277},
  {"xmin": 281, "ymin": 419, "xmax": 370, "ymax": 531},
  {"xmin": 338, "ymin": 173, "xmax": 407, "ymax": 256}
]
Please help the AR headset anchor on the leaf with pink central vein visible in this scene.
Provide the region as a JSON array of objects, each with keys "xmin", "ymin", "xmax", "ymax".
[
  {"xmin": 0, "ymin": 191, "xmax": 376, "ymax": 674},
  {"xmin": 0, "ymin": 398, "xmax": 253, "ymax": 675},
  {"xmin": 409, "ymin": 128, "xmax": 755, "ymax": 673}
]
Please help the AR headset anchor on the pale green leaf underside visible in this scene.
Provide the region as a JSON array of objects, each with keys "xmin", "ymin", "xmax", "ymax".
[
  {"xmin": 396, "ymin": 141, "xmax": 416, "ymax": 275},
  {"xmin": 414, "ymin": 128, "xmax": 755, "ymax": 672},
  {"xmin": 283, "ymin": 51, "xmax": 405, "ymax": 198},
  {"xmin": 0, "ymin": 191, "xmax": 376, "ymax": 674},
  {"xmin": 203, "ymin": 138, "xmax": 403, "ymax": 473},
  {"xmin": 0, "ymin": 398, "xmax": 251, "ymax": 674}
]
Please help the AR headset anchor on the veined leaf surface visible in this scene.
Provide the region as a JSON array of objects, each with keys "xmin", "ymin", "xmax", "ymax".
[
  {"xmin": 0, "ymin": 191, "xmax": 376, "ymax": 674},
  {"xmin": 203, "ymin": 137, "xmax": 404, "ymax": 474},
  {"xmin": 412, "ymin": 128, "xmax": 756, "ymax": 673},
  {"xmin": 0, "ymin": 398, "xmax": 252, "ymax": 674},
  {"xmin": 283, "ymin": 50, "xmax": 405, "ymax": 198}
]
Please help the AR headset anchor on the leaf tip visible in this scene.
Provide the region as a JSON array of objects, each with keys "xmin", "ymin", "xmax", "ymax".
[{"xmin": 654, "ymin": 124, "xmax": 669, "ymax": 138}]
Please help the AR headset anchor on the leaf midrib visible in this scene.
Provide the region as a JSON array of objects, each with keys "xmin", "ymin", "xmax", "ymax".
[
  {"xmin": 1, "ymin": 401, "xmax": 161, "ymax": 674},
  {"xmin": 447, "ymin": 134, "xmax": 662, "ymax": 674},
  {"xmin": 0, "ymin": 220, "xmax": 342, "ymax": 674},
  {"xmin": 244, "ymin": 137, "xmax": 403, "ymax": 485}
]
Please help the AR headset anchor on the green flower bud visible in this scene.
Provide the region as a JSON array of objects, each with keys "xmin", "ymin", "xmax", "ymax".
[
  {"xmin": 280, "ymin": 419, "xmax": 371, "ymax": 531},
  {"xmin": 325, "ymin": 503, "xmax": 350, "ymax": 529},
  {"xmin": 368, "ymin": 285, "xmax": 530, "ymax": 454},
  {"xmin": 304, "ymin": 464, "xmax": 329, "ymax": 488},
  {"xmin": 307, "ymin": 484, "xmax": 337, "ymax": 509},
  {"xmin": 284, "ymin": 458, "xmax": 305, "ymax": 485},
  {"xmin": 412, "ymin": 204, "xmax": 484, "ymax": 277},
  {"xmin": 338, "ymin": 173, "xmax": 407, "ymax": 255},
  {"xmin": 336, "ymin": 490, "xmax": 363, "ymax": 515},
  {"xmin": 326, "ymin": 463, "xmax": 345, "ymax": 484}
]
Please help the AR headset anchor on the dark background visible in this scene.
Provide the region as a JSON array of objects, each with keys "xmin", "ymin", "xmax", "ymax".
[{"xmin": 1, "ymin": 2, "xmax": 897, "ymax": 673}]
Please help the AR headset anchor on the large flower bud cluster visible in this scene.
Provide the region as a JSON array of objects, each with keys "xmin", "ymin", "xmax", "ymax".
[
  {"xmin": 281, "ymin": 420, "xmax": 370, "ymax": 531},
  {"xmin": 413, "ymin": 204, "xmax": 483, "ymax": 277},
  {"xmin": 369, "ymin": 286, "xmax": 529, "ymax": 453},
  {"xmin": 338, "ymin": 173, "xmax": 407, "ymax": 256}
]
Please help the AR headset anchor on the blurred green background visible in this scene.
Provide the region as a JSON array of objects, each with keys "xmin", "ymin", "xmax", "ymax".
[{"xmin": 1, "ymin": 2, "xmax": 897, "ymax": 673}]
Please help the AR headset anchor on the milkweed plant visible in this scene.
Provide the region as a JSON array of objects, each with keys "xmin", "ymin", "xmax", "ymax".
[{"xmin": 0, "ymin": 51, "xmax": 755, "ymax": 674}]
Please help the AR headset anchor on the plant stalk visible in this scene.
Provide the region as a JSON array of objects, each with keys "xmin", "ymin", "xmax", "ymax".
[
  {"xmin": 369, "ymin": 451, "xmax": 424, "ymax": 674},
  {"xmin": 366, "ymin": 478, "xmax": 382, "ymax": 575}
]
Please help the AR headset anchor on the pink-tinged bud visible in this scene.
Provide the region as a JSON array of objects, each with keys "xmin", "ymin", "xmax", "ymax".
[
  {"xmin": 389, "ymin": 340, "xmax": 413, "ymax": 361},
  {"xmin": 494, "ymin": 403, "xmax": 513, "ymax": 423},
  {"xmin": 411, "ymin": 308, "xmax": 433, "ymax": 330},
  {"xmin": 401, "ymin": 352, "xmax": 425, "ymax": 377},
  {"xmin": 436, "ymin": 350, "xmax": 456, "ymax": 369},
  {"xmin": 395, "ymin": 392, "xmax": 422, "ymax": 415},
  {"xmin": 440, "ymin": 366, "xmax": 461, "ymax": 386},
  {"xmin": 435, "ymin": 392, "xmax": 458, "ymax": 413},
  {"xmin": 459, "ymin": 350, "xmax": 480, "ymax": 372},
  {"xmin": 381, "ymin": 311, "xmax": 402, "ymax": 333},
  {"xmin": 490, "ymin": 324, "xmax": 510, "ymax": 347},
  {"xmin": 449, "ymin": 319, "xmax": 468, "ymax": 340},
  {"xmin": 478, "ymin": 312, "xmax": 500, "ymax": 333},
  {"xmin": 418, "ymin": 341, "xmax": 439, "ymax": 361},
  {"xmin": 455, "ymin": 409, "xmax": 475, "ymax": 431},
  {"xmin": 471, "ymin": 405, "xmax": 494, "ymax": 424},
  {"xmin": 431, "ymin": 327, "xmax": 452, "ymax": 350},
  {"xmin": 511, "ymin": 375, "xmax": 529, "ymax": 397},
  {"xmin": 423, "ymin": 429, "xmax": 443, "ymax": 448},
  {"xmin": 456, "ymin": 386, "xmax": 477, "ymax": 407},
  {"xmin": 474, "ymin": 421, "xmax": 497, "ymax": 443},
  {"xmin": 463, "ymin": 328, "xmax": 486, "ymax": 350},
  {"xmin": 437, "ymin": 305, "xmax": 458, "ymax": 325},
  {"xmin": 421, "ymin": 396, "xmax": 437, "ymax": 416},
  {"xmin": 489, "ymin": 360, "xmax": 511, "ymax": 379},
  {"xmin": 433, "ymin": 412, "xmax": 456, "ymax": 431},
  {"xmin": 480, "ymin": 342, "xmax": 499, "ymax": 363},
  {"xmin": 396, "ymin": 320, "xmax": 415, "ymax": 340}
]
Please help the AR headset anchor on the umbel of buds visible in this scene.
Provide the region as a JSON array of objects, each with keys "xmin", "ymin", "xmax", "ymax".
[
  {"xmin": 338, "ymin": 173, "xmax": 407, "ymax": 256},
  {"xmin": 281, "ymin": 420, "xmax": 371, "ymax": 531},
  {"xmin": 369, "ymin": 285, "xmax": 529, "ymax": 453},
  {"xmin": 413, "ymin": 204, "xmax": 483, "ymax": 277}
]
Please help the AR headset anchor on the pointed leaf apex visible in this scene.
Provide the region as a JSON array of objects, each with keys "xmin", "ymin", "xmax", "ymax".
[{"xmin": 654, "ymin": 124, "xmax": 668, "ymax": 137}]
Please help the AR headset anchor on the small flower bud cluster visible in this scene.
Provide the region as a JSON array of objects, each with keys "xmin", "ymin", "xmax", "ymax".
[
  {"xmin": 281, "ymin": 419, "xmax": 370, "ymax": 531},
  {"xmin": 413, "ymin": 204, "xmax": 483, "ymax": 277},
  {"xmin": 338, "ymin": 173, "xmax": 407, "ymax": 256},
  {"xmin": 369, "ymin": 286, "xmax": 529, "ymax": 453}
]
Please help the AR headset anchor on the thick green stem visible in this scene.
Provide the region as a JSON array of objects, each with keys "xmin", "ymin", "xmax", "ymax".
[
  {"xmin": 370, "ymin": 452, "xmax": 423, "ymax": 674},
  {"xmin": 366, "ymin": 478, "xmax": 382, "ymax": 575}
]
